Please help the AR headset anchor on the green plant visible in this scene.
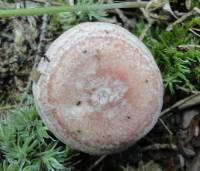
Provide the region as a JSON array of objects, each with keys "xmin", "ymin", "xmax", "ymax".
[
  {"xmin": 134, "ymin": 20, "xmax": 200, "ymax": 94},
  {"xmin": 49, "ymin": 0, "xmax": 108, "ymax": 31},
  {"xmin": 0, "ymin": 106, "xmax": 75, "ymax": 171}
]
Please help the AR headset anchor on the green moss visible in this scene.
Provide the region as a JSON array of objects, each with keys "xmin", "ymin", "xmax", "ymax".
[
  {"xmin": 0, "ymin": 106, "xmax": 75, "ymax": 171},
  {"xmin": 134, "ymin": 20, "xmax": 200, "ymax": 94}
]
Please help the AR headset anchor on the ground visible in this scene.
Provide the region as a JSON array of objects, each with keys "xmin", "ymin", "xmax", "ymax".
[{"xmin": 0, "ymin": 0, "xmax": 200, "ymax": 170}]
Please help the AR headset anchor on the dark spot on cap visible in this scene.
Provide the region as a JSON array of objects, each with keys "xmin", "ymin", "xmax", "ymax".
[
  {"xmin": 76, "ymin": 101, "xmax": 82, "ymax": 106},
  {"xmin": 105, "ymin": 30, "xmax": 109, "ymax": 34},
  {"xmin": 77, "ymin": 129, "xmax": 81, "ymax": 133},
  {"xmin": 83, "ymin": 50, "xmax": 87, "ymax": 53}
]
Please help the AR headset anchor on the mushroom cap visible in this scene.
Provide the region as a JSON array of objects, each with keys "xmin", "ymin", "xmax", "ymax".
[{"xmin": 33, "ymin": 22, "xmax": 163, "ymax": 155}]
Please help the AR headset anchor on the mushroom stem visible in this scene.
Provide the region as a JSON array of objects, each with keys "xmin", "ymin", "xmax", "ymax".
[{"xmin": 0, "ymin": 2, "xmax": 148, "ymax": 17}]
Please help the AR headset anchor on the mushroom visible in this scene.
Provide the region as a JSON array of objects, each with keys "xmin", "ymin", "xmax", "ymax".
[{"xmin": 33, "ymin": 22, "xmax": 163, "ymax": 155}]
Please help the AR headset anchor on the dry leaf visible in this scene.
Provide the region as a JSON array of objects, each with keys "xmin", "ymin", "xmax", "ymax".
[{"xmin": 122, "ymin": 161, "xmax": 162, "ymax": 171}]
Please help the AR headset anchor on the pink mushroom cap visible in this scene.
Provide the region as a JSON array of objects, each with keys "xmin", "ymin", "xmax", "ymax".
[{"xmin": 33, "ymin": 22, "xmax": 163, "ymax": 155}]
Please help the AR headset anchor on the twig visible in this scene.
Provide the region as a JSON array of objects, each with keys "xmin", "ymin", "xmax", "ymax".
[
  {"xmin": 171, "ymin": 9, "xmax": 195, "ymax": 26},
  {"xmin": 115, "ymin": 8, "xmax": 135, "ymax": 28},
  {"xmin": 192, "ymin": 28, "xmax": 200, "ymax": 32},
  {"xmin": 142, "ymin": 143, "xmax": 177, "ymax": 151},
  {"xmin": 176, "ymin": 85, "xmax": 200, "ymax": 94},
  {"xmin": 0, "ymin": 102, "xmax": 32, "ymax": 111},
  {"xmin": 167, "ymin": 7, "xmax": 200, "ymax": 30},
  {"xmin": 107, "ymin": 0, "xmax": 132, "ymax": 27},
  {"xmin": 34, "ymin": 15, "xmax": 49, "ymax": 66},
  {"xmin": 0, "ymin": 2, "xmax": 149, "ymax": 17},
  {"xmin": 108, "ymin": 0, "xmax": 135, "ymax": 28},
  {"xmin": 107, "ymin": 0, "xmax": 134, "ymax": 27},
  {"xmin": 137, "ymin": 0, "xmax": 154, "ymax": 40},
  {"xmin": 159, "ymin": 118, "xmax": 173, "ymax": 135},
  {"xmin": 20, "ymin": 13, "xmax": 49, "ymax": 104},
  {"xmin": 137, "ymin": 0, "xmax": 149, "ymax": 19},
  {"xmin": 86, "ymin": 155, "xmax": 107, "ymax": 171},
  {"xmin": 178, "ymin": 95, "xmax": 200, "ymax": 110},
  {"xmin": 177, "ymin": 44, "xmax": 200, "ymax": 51},
  {"xmin": 160, "ymin": 94, "xmax": 200, "ymax": 116},
  {"xmin": 0, "ymin": 105, "xmax": 18, "ymax": 111},
  {"xmin": 1, "ymin": 33, "xmax": 14, "ymax": 40},
  {"xmin": 189, "ymin": 28, "xmax": 200, "ymax": 38},
  {"xmin": 149, "ymin": 13, "xmax": 169, "ymax": 20},
  {"xmin": 193, "ymin": 7, "xmax": 200, "ymax": 14},
  {"xmin": 139, "ymin": 20, "xmax": 153, "ymax": 40}
]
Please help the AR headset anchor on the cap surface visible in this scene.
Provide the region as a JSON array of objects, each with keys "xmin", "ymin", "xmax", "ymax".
[{"xmin": 33, "ymin": 22, "xmax": 163, "ymax": 155}]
